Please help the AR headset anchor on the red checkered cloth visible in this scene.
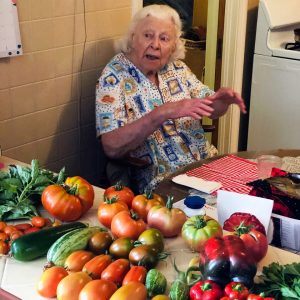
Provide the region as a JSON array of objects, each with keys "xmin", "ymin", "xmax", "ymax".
[{"xmin": 186, "ymin": 155, "xmax": 259, "ymax": 194}]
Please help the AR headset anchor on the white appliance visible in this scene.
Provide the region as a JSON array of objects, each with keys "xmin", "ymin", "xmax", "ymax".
[{"xmin": 247, "ymin": 0, "xmax": 300, "ymax": 151}]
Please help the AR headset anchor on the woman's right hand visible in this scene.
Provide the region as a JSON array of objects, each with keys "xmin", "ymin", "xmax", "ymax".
[{"xmin": 158, "ymin": 98, "xmax": 214, "ymax": 120}]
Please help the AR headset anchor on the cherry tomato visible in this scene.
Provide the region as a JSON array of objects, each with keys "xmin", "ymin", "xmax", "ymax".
[
  {"xmin": 10, "ymin": 230, "xmax": 23, "ymax": 241},
  {"xmin": 23, "ymin": 226, "xmax": 40, "ymax": 234},
  {"xmin": 104, "ymin": 182, "xmax": 134, "ymax": 208},
  {"xmin": 0, "ymin": 241, "xmax": 9, "ymax": 255},
  {"xmin": 14, "ymin": 223, "xmax": 32, "ymax": 231},
  {"xmin": 31, "ymin": 216, "xmax": 46, "ymax": 228},
  {"xmin": 3, "ymin": 225, "xmax": 17, "ymax": 235},
  {"xmin": 64, "ymin": 250, "xmax": 95, "ymax": 272},
  {"xmin": 36, "ymin": 266, "xmax": 68, "ymax": 298},
  {"xmin": 79, "ymin": 279, "xmax": 117, "ymax": 300},
  {"xmin": 0, "ymin": 232, "xmax": 9, "ymax": 242},
  {"xmin": 0, "ymin": 221, "xmax": 7, "ymax": 231},
  {"xmin": 88, "ymin": 231, "xmax": 113, "ymax": 254},
  {"xmin": 56, "ymin": 272, "xmax": 92, "ymax": 300}
]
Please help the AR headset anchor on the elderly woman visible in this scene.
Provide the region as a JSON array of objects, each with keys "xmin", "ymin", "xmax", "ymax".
[{"xmin": 96, "ymin": 4, "xmax": 246, "ymax": 193}]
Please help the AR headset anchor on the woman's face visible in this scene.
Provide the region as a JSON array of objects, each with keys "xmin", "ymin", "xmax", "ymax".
[{"xmin": 128, "ymin": 16, "xmax": 176, "ymax": 76}]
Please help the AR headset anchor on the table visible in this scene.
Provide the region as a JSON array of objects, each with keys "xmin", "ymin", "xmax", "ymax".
[
  {"xmin": 155, "ymin": 149, "xmax": 300, "ymax": 202},
  {"xmin": 0, "ymin": 155, "xmax": 300, "ymax": 300}
]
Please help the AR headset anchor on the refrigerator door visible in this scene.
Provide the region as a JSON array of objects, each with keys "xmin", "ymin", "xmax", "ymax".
[{"xmin": 247, "ymin": 54, "xmax": 300, "ymax": 151}]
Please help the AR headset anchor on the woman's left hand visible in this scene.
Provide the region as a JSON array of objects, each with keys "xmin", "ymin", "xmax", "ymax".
[{"xmin": 207, "ymin": 87, "xmax": 247, "ymax": 118}]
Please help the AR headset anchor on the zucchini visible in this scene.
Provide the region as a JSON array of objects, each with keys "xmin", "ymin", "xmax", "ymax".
[
  {"xmin": 145, "ymin": 269, "xmax": 167, "ymax": 298},
  {"xmin": 47, "ymin": 226, "xmax": 104, "ymax": 267},
  {"xmin": 10, "ymin": 221, "xmax": 86, "ymax": 261}
]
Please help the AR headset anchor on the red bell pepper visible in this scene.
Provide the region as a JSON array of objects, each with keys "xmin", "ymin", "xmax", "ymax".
[
  {"xmin": 189, "ymin": 279, "xmax": 223, "ymax": 300},
  {"xmin": 224, "ymin": 282, "xmax": 249, "ymax": 299}
]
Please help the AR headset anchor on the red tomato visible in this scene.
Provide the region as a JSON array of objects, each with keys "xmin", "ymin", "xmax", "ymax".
[
  {"xmin": 111, "ymin": 210, "xmax": 147, "ymax": 240},
  {"xmin": 42, "ymin": 176, "xmax": 94, "ymax": 222},
  {"xmin": 3, "ymin": 225, "xmax": 17, "ymax": 235},
  {"xmin": 31, "ymin": 216, "xmax": 46, "ymax": 228},
  {"xmin": 104, "ymin": 182, "xmax": 134, "ymax": 208},
  {"xmin": 14, "ymin": 223, "xmax": 32, "ymax": 231},
  {"xmin": 0, "ymin": 221, "xmax": 7, "ymax": 231},
  {"xmin": 56, "ymin": 271, "xmax": 92, "ymax": 300},
  {"xmin": 0, "ymin": 232, "xmax": 9, "ymax": 242},
  {"xmin": 240, "ymin": 229, "xmax": 268, "ymax": 262},
  {"xmin": 131, "ymin": 190, "xmax": 165, "ymax": 221},
  {"xmin": 97, "ymin": 197, "xmax": 129, "ymax": 228},
  {"xmin": 37, "ymin": 266, "xmax": 68, "ymax": 298},
  {"xmin": 110, "ymin": 282, "xmax": 147, "ymax": 300},
  {"xmin": 0, "ymin": 241, "xmax": 9, "ymax": 255},
  {"xmin": 79, "ymin": 279, "xmax": 117, "ymax": 300},
  {"xmin": 83, "ymin": 254, "xmax": 112, "ymax": 279},
  {"xmin": 10, "ymin": 230, "xmax": 23, "ymax": 241},
  {"xmin": 64, "ymin": 250, "xmax": 95, "ymax": 272},
  {"xmin": 101, "ymin": 258, "xmax": 130, "ymax": 286},
  {"xmin": 122, "ymin": 266, "xmax": 147, "ymax": 285},
  {"xmin": 147, "ymin": 196, "xmax": 187, "ymax": 237}
]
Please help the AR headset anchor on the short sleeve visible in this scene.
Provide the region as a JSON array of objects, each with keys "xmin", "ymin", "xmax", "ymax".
[
  {"xmin": 95, "ymin": 69, "xmax": 126, "ymax": 137},
  {"xmin": 184, "ymin": 63, "xmax": 215, "ymax": 98}
]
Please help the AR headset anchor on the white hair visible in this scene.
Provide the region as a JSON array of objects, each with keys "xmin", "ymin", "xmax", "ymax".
[{"xmin": 115, "ymin": 4, "xmax": 186, "ymax": 62}]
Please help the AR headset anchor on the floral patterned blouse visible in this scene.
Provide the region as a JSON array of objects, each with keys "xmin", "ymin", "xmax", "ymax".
[{"xmin": 96, "ymin": 53, "xmax": 217, "ymax": 193}]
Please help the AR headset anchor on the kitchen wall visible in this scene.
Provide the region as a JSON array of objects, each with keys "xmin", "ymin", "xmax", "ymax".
[{"xmin": 0, "ymin": 0, "xmax": 131, "ymax": 185}]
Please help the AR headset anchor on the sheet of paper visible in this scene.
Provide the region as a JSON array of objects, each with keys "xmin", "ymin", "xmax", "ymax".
[{"xmin": 217, "ymin": 190, "xmax": 274, "ymax": 232}]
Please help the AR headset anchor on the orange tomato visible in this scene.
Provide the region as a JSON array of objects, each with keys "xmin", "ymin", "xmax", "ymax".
[
  {"xmin": 97, "ymin": 198, "xmax": 129, "ymax": 228},
  {"xmin": 64, "ymin": 250, "xmax": 95, "ymax": 272},
  {"xmin": 122, "ymin": 266, "xmax": 147, "ymax": 285},
  {"xmin": 0, "ymin": 241, "xmax": 9, "ymax": 255},
  {"xmin": 79, "ymin": 279, "xmax": 117, "ymax": 300},
  {"xmin": 111, "ymin": 210, "xmax": 147, "ymax": 240},
  {"xmin": 131, "ymin": 191, "xmax": 165, "ymax": 221},
  {"xmin": 36, "ymin": 266, "xmax": 68, "ymax": 298},
  {"xmin": 104, "ymin": 182, "xmax": 134, "ymax": 208},
  {"xmin": 10, "ymin": 230, "xmax": 23, "ymax": 241},
  {"xmin": 56, "ymin": 271, "xmax": 92, "ymax": 300},
  {"xmin": 101, "ymin": 258, "xmax": 130, "ymax": 286},
  {"xmin": 0, "ymin": 221, "xmax": 7, "ymax": 231},
  {"xmin": 3, "ymin": 225, "xmax": 16, "ymax": 235},
  {"xmin": 83, "ymin": 254, "xmax": 112, "ymax": 279},
  {"xmin": 110, "ymin": 282, "xmax": 147, "ymax": 300},
  {"xmin": 0, "ymin": 232, "xmax": 9, "ymax": 242},
  {"xmin": 31, "ymin": 216, "xmax": 46, "ymax": 228}
]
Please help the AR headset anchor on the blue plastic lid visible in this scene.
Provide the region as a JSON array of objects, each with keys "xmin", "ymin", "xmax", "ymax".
[{"xmin": 184, "ymin": 195, "xmax": 206, "ymax": 209}]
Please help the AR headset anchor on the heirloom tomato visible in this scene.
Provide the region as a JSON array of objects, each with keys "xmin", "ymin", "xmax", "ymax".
[
  {"xmin": 37, "ymin": 266, "xmax": 68, "ymax": 298},
  {"xmin": 147, "ymin": 196, "xmax": 187, "ymax": 237},
  {"xmin": 78, "ymin": 279, "xmax": 117, "ymax": 300},
  {"xmin": 138, "ymin": 228, "xmax": 164, "ymax": 253},
  {"xmin": 88, "ymin": 231, "xmax": 113, "ymax": 254},
  {"xmin": 97, "ymin": 197, "xmax": 128, "ymax": 228},
  {"xmin": 104, "ymin": 182, "xmax": 134, "ymax": 208},
  {"xmin": 109, "ymin": 237, "xmax": 135, "ymax": 258},
  {"xmin": 131, "ymin": 189, "xmax": 165, "ymax": 221},
  {"xmin": 110, "ymin": 282, "xmax": 147, "ymax": 300},
  {"xmin": 42, "ymin": 176, "xmax": 94, "ymax": 221},
  {"xmin": 56, "ymin": 271, "xmax": 92, "ymax": 300},
  {"xmin": 101, "ymin": 258, "xmax": 130, "ymax": 286},
  {"xmin": 111, "ymin": 210, "xmax": 147, "ymax": 240},
  {"xmin": 181, "ymin": 215, "xmax": 223, "ymax": 252}
]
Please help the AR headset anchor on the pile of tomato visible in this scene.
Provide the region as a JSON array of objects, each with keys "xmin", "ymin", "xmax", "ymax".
[{"xmin": 0, "ymin": 217, "xmax": 59, "ymax": 255}]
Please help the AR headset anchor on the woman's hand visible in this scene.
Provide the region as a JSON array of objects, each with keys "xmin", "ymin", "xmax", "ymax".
[
  {"xmin": 158, "ymin": 98, "xmax": 214, "ymax": 120},
  {"xmin": 207, "ymin": 87, "xmax": 247, "ymax": 118}
]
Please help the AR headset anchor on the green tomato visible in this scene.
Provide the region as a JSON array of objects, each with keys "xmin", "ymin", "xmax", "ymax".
[
  {"xmin": 181, "ymin": 215, "xmax": 223, "ymax": 252},
  {"xmin": 138, "ymin": 228, "xmax": 164, "ymax": 253}
]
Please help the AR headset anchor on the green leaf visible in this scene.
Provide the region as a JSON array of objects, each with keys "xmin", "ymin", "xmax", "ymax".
[
  {"xmin": 56, "ymin": 167, "xmax": 66, "ymax": 184},
  {"xmin": 16, "ymin": 165, "xmax": 31, "ymax": 185},
  {"xmin": 31, "ymin": 159, "xmax": 39, "ymax": 180},
  {"xmin": 281, "ymin": 286, "xmax": 299, "ymax": 299}
]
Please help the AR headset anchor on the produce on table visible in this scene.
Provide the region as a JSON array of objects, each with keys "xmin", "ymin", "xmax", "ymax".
[
  {"xmin": 152, "ymin": 296, "xmax": 170, "ymax": 300},
  {"xmin": 46, "ymin": 226, "xmax": 104, "ymax": 267},
  {"xmin": 199, "ymin": 235, "xmax": 257, "ymax": 288},
  {"xmin": 223, "ymin": 281, "xmax": 249, "ymax": 300},
  {"xmin": 145, "ymin": 269, "xmax": 167, "ymax": 298},
  {"xmin": 253, "ymin": 262, "xmax": 300, "ymax": 299},
  {"xmin": 110, "ymin": 210, "xmax": 147, "ymax": 240},
  {"xmin": 223, "ymin": 212, "xmax": 266, "ymax": 235},
  {"xmin": 104, "ymin": 181, "xmax": 134, "ymax": 208},
  {"xmin": 97, "ymin": 196, "xmax": 129, "ymax": 228},
  {"xmin": 246, "ymin": 294, "xmax": 275, "ymax": 300},
  {"xmin": 10, "ymin": 221, "xmax": 86, "ymax": 261},
  {"xmin": 64, "ymin": 250, "xmax": 95, "ymax": 272},
  {"xmin": 128, "ymin": 244, "xmax": 168, "ymax": 270},
  {"xmin": 42, "ymin": 176, "xmax": 94, "ymax": 222},
  {"xmin": 181, "ymin": 215, "xmax": 223, "ymax": 252},
  {"xmin": 78, "ymin": 279, "xmax": 117, "ymax": 300},
  {"xmin": 0, "ymin": 159, "xmax": 66, "ymax": 221},
  {"xmin": 138, "ymin": 228, "xmax": 165, "ymax": 253},
  {"xmin": 36, "ymin": 266, "xmax": 68, "ymax": 298},
  {"xmin": 122, "ymin": 265, "xmax": 147, "ymax": 285},
  {"xmin": 101, "ymin": 258, "xmax": 131, "ymax": 286},
  {"xmin": 189, "ymin": 279, "xmax": 224, "ymax": 300},
  {"xmin": 82, "ymin": 254, "xmax": 112, "ymax": 279},
  {"xmin": 56, "ymin": 271, "xmax": 92, "ymax": 300},
  {"xmin": 87, "ymin": 231, "xmax": 113, "ymax": 254},
  {"xmin": 147, "ymin": 196, "xmax": 187, "ymax": 238},
  {"xmin": 109, "ymin": 281, "xmax": 147, "ymax": 300},
  {"xmin": 131, "ymin": 189, "xmax": 165, "ymax": 221},
  {"xmin": 109, "ymin": 237, "xmax": 135, "ymax": 258}
]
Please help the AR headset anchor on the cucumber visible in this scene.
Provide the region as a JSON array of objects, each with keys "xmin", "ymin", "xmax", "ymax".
[
  {"xmin": 10, "ymin": 222, "xmax": 87, "ymax": 261},
  {"xmin": 145, "ymin": 269, "xmax": 167, "ymax": 298},
  {"xmin": 47, "ymin": 226, "xmax": 103, "ymax": 267}
]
